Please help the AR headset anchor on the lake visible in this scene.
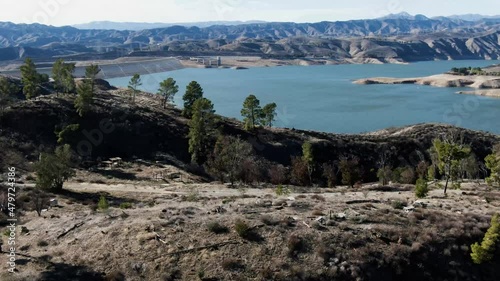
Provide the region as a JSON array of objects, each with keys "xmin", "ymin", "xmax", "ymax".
[{"xmin": 107, "ymin": 60, "xmax": 500, "ymax": 134}]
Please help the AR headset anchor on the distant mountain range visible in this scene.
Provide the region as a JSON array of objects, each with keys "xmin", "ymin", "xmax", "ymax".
[
  {"xmin": 1, "ymin": 13, "xmax": 500, "ymax": 63},
  {"xmin": 72, "ymin": 21, "xmax": 267, "ymax": 31}
]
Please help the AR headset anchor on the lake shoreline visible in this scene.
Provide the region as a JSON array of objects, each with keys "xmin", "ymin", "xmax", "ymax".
[{"xmin": 354, "ymin": 74, "xmax": 500, "ymax": 98}]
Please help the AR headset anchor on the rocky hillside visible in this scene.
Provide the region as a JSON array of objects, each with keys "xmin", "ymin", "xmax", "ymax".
[
  {"xmin": 0, "ymin": 78, "xmax": 498, "ymax": 183},
  {"xmin": 2, "ymin": 14, "xmax": 500, "ymax": 62}
]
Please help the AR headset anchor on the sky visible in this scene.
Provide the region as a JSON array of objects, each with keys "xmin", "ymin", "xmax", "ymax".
[{"xmin": 1, "ymin": 0, "xmax": 499, "ymax": 26}]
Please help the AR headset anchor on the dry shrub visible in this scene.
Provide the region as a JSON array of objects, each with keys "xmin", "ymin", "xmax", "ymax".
[
  {"xmin": 291, "ymin": 157, "xmax": 309, "ymax": 186},
  {"xmin": 222, "ymin": 259, "xmax": 244, "ymax": 271},
  {"xmin": 269, "ymin": 164, "xmax": 287, "ymax": 185},
  {"xmin": 261, "ymin": 215, "xmax": 279, "ymax": 226},
  {"xmin": 239, "ymin": 158, "xmax": 262, "ymax": 184},
  {"xmin": 311, "ymin": 194, "xmax": 326, "ymax": 202},
  {"xmin": 287, "ymin": 234, "xmax": 307, "ymax": 257}
]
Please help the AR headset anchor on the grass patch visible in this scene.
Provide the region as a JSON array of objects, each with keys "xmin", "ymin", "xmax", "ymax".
[{"xmin": 207, "ymin": 221, "xmax": 229, "ymax": 234}]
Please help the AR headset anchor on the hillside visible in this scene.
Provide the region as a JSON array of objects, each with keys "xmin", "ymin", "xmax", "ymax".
[
  {"xmin": 2, "ymin": 78, "xmax": 500, "ymax": 280},
  {"xmin": 1, "ymin": 78, "xmax": 498, "ymax": 182}
]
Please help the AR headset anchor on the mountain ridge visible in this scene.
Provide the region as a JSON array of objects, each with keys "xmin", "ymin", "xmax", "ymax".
[{"xmin": 2, "ymin": 14, "xmax": 500, "ymax": 63}]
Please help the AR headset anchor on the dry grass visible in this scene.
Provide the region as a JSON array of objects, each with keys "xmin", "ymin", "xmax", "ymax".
[{"xmin": 1, "ymin": 181, "xmax": 499, "ymax": 280}]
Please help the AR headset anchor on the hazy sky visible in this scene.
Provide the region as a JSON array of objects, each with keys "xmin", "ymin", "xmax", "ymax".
[{"xmin": 2, "ymin": 0, "xmax": 499, "ymax": 26}]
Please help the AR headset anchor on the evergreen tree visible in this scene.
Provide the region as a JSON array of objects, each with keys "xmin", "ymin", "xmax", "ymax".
[
  {"xmin": 188, "ymin": 98, "xmax": 216, "ymax": 164},
  {"xmin": 158, "ymin": 78, "xmax": 179, "ymax": 108},
  {"xmin": 241, "ymin": 94, "xmax": 262, "ymax": 130},
  {"xmin": 471, "ymin": 214, "xmax": 500, "ymax": 264},
  {"xmin": 0, "ymin": 77, "xmax": 19, "ymax": 113},
  {"xmin": 85, "ymin": 64, "xmax": 101, "ymax": 95},
  {"xmin": 128, "ymin": 73, "xmax": 142, "ymax": 103},
  {"xmin": 261, "ymin": 102, "xmax": 277, "ymax": 127},
  {"xmin": 34, "ymin": 144, "xmax": 75, "ymax": 192},
  {"xmin": 182, "ymin": 81, "xmax": 204, "ymax": 117},
  {"xmin": 52, "ymin": 59, "xmax": 76, "ymax": 93},
  {"xmin": 485, "ymin": 145, "xmax": 500, "ymax": 187},
  {"xmin": 20, "ymin": 58, "xmax": 41, "ymax": 99},
  {"xmin": 431, "ymin": 137, "xmax": 471, "ymax": 194},
  {"xmin": 74, "ymin": 80, "xmax": 94, "ymax": 117}
]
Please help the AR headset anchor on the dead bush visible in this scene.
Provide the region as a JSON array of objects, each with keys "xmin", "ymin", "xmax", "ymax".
[
  {"xmin": 269, "ymin": 164, "xmax": 288, "ymax": 185},
  {"xmin": 287, "ymin": 234, "xmax": 307, "ymax": 257}
]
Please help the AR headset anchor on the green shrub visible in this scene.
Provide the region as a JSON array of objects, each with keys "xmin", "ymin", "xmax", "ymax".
[
  {"xmin": 98, "ymin": 195, "xmax": 109, "ymax": 211},
  {"xmin": 119, "ymin": 202, "xmax": 133, "ymax": 209},
  {"xmin": 34, "ymin": 144, "xmax": 75, "ymax": 192},
  {"xmin": 392, "ymin": 200, "xmax": 407, "ymax": 210},
  {"xmin": 415, "ymin": 178, "xmax": 429, "ymax": 199},
  {"xmin": 471, "ymin": 214, "xmax": 500, "ymax": 264},
  {"xmin": 275, "ymin": 185, "xmax": 291, "ymax": 196},
  {"xmin": 207, "ymin": 222, "xmax": 229, "ymax": 234},
  {"xmin": 234, "ymin": 220, "xmax": 251, "ymax": 238}
]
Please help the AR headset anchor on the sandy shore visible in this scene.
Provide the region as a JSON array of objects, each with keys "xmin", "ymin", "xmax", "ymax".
[{"xmin": 354, "ymin": 74, "xmax": 500, "ymax": 98}]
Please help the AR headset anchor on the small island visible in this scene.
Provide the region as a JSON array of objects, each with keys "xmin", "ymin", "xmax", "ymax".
[{"xmin": 354, "ymin": 65, "xmax": 500, "ymax": 98}]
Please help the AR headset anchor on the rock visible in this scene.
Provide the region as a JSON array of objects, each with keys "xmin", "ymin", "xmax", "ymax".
[
  {"xmin": 49, "ymin": 199, "xmax": 58, "ymax": 207},
  {"xmin": 336, "ymin": 213, "xmax": 347, "ymax": 220},
  {"xmin": 315, "ymin": 216, "xmax": 326, "ymax": 224},
  {"xmin": 404, "ymin": 206, "xmax": 415, "ymax": 213}
]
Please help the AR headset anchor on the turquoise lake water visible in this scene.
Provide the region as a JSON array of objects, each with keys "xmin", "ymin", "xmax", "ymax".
[{"xmin": 107, "ymin": 60, "xmax": 500, "ymax": 134}]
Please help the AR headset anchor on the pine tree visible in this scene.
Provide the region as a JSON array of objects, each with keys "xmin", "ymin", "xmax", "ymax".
[
  {"xmin": 85, "ymin": 64, "xmax": 101, "ymax": 95},
  {"xmin": 74, "ymin": 80, "xmax": 93, "ymax": 117},
  {"xmin": 261, "ymin": 102, "xmax": 277, "ymax": 127},
  {"xmin": 52, "ymin": 59, "xmax": 76, "ymax": 93},
  {"xmin": 20, "ymin": 58, "xmax": 41, "ymax": 99},
  {"xmin": 431, "ymin": 137, "xmax": 471, "ymax": 194},
  {"xmin": 241, "ymin": 94, "xmax": 262, "ymax": 131},
  {"xmin": 158, "ymin": 78, "xmax": 179, "ymax": 108},
  {"xmin": 188, "ymin": 98, "xmax": 216, "ymax": 164},
  {"xmin": 128, "ymin": 73, "xmax": 142, "ymax": 103},
  {"xmin": 0, "ymin": 77, "xmax": 19, "ymax": 113},
  {"xmin": 471, "ymin": 214, "xmax": 500, "ymax": 264},
  {"xmin": 485, "ymin": 145, "xmax": 500, "ymax": 187},
  {"xmin": 182, "ymin": 81, "xmax": 204, "ymax": 117}
]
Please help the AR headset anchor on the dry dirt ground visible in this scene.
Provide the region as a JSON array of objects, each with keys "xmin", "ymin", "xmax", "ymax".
[{"xmin": 1, "ymin": 165, "xmax": 500, "ymax": 281}]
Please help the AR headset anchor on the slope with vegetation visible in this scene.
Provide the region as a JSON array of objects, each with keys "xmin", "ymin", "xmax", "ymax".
[{"xmin": 1, "ymin": 59, "xmax": 500, "ymax": 280}]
